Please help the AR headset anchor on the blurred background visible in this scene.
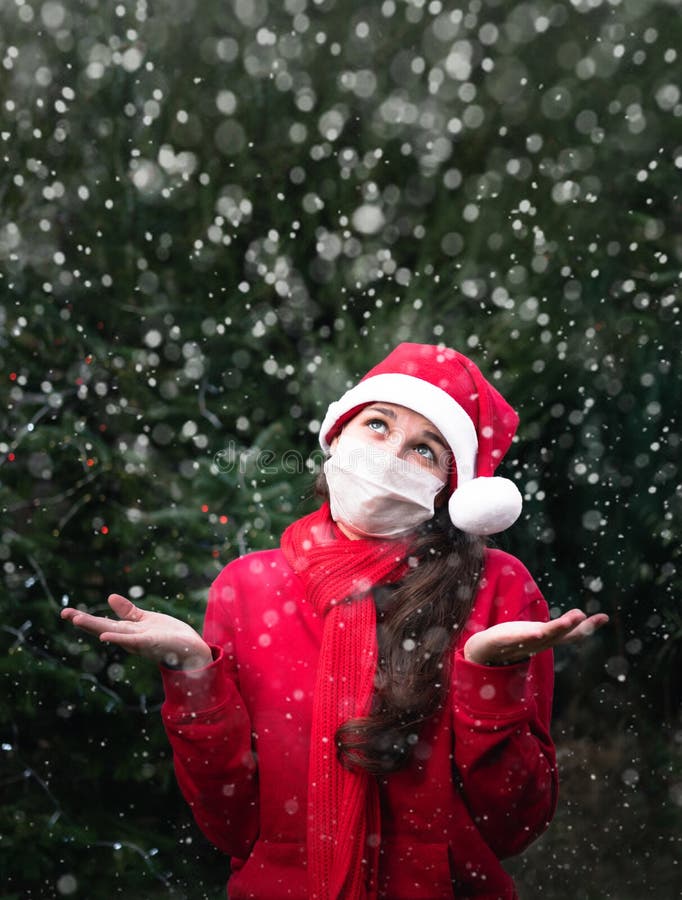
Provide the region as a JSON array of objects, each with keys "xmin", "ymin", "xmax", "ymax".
[{"xmin": 1, "ymin": 0, "xmax": 680, "ymax": 897}]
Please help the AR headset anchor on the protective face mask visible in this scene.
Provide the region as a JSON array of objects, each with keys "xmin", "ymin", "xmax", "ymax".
[{"xmin": 323, "ymin": 431, "xmax": 446, "ymax": 539}]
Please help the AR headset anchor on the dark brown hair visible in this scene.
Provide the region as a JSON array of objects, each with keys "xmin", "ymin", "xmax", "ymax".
[{"xmin": 314, "ymin": 473, "xmax": 486, "ymax": 774}]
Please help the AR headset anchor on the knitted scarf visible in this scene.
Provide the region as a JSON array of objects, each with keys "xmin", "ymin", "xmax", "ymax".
[{"xmin": 280, "ymin": 502, "xmax": 412, "ymax": 900}]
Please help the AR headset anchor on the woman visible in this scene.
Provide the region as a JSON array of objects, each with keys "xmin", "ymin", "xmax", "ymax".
[{"xmin": 62, "ymin": 342, "xmax": 608, "ymax": 899}]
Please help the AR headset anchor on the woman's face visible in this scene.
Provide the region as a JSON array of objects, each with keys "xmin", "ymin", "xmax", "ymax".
[{"xmin": 330, "ymin": 402, "xmax": 452, "ymax": 485}]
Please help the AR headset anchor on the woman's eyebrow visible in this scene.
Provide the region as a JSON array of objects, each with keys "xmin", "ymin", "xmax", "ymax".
[
  {"xmin": 422, "ymin": 429, "xmax": 449, "ymax": 451},
  {"xmin": 366, "ymin": 405, "xmax": 397, "ymax": 419}
]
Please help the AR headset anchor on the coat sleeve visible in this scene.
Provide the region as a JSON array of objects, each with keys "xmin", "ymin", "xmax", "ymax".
[
  {"xmin": 451, "ymin": 557, "xmax": 558, "ymax": 859},
  {"xmin": 160, "ymin": 565, "xmax": 259, "ymax": 858}
]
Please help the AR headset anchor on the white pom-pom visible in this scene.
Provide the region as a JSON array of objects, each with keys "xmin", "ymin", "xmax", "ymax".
[{"xmin": 448, "ymin": 476, "xmax": 523, "ymax": 535}]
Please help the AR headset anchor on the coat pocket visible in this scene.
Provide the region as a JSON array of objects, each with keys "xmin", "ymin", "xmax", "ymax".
[{"xmin": 378, "ymin": 839, "xmax": 455, "ymax": 899}]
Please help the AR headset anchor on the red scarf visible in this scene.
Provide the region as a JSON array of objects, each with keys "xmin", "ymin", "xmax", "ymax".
[{"xmin": 280, "ymin": 503, "xmax": 411, "ymax": 900}]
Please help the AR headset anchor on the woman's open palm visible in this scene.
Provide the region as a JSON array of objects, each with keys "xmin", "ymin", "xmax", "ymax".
[
  {"xmin": 464, "ymin": 608, "xmax": 609, "ymax": 666},
  {"xmin": 61, "ymin": 594, "xmax": 212, "ymax": 670}
]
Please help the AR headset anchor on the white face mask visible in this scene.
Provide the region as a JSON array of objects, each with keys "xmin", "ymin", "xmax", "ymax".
[{"xmin": 323, "ymin": 431, "xmax": 446, "ymax": 539}]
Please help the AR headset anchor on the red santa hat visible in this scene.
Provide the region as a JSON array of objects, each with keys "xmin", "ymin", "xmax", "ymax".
[{"xmin": 319, "ymin": 342, "xmax": 523, "ymax": 535}]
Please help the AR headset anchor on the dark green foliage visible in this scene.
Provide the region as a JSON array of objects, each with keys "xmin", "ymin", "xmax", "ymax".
[{"xmin": 1, "ymin": 0, "xmax": 680, "ymax": 896}]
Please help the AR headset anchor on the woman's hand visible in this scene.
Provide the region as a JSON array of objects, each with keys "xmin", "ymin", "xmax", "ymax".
[
  {"xmin": 463, "ymin": 608, "xmax": 609, "ymax": 666},
  {"xmin": 61, "ymin": 593, "xmax": 213, "ymax": 670}
]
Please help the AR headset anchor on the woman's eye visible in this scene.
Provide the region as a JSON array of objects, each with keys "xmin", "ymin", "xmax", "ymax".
[
  {"xmin": 367, "ymin": 419, "xmax": 388, "ymax": 433},
  {"xmin": 414, "ymin": 444, "xmax": 435, "ymax": 461}
]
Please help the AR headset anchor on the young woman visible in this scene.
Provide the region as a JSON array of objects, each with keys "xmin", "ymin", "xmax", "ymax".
[{"xmin": 62, "ymin": 342, "xmax": 608, "ymax": 900}]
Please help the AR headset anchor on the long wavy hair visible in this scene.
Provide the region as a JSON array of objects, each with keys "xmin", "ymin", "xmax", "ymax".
[{"xmin": 314, "ymin": 472, "xmax": 486, "ymax": 774}]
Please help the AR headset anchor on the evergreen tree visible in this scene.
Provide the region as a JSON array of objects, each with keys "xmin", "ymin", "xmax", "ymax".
[{"xmin": 1, "ymin": 1, "xmax": 680, "ymax": 896}]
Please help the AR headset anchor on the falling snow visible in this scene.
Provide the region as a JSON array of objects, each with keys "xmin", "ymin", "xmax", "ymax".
[{"xmin": 1, "ymin": 0, "xmax": 680, "ymax": 897}]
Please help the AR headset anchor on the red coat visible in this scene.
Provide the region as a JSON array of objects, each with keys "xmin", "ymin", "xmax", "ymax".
[{"xmin": 161, "ymin": 547, "xmax": 558, "ymax": 899}]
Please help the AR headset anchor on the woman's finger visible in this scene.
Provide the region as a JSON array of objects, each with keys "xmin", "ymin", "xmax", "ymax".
[
  {"xmin": 504, "ymin": 613, "xmax": 585, "ymax": 649},
  {"xmin": 64, "ymin": 611, "xmax": 139, "ymax": 637},
  {"xmin": 547, "ymin": 609, "xmax": 586, "ymax": 633},
  {"xmin": 556, "ymin": 613, "xmax": 610, "ymax": 644},
  {"xmin": 525, "ymin": 612, "xmax": 607, "ymax": 650},
  {"xmin": 98, "ymin": 632, "xmax": 150, "ymax": 649},
  {"xmin": 60, "ymin": 608, "xmax": 79, "ymax": 622},
  {"xmin": 107, "ymin": 594, "xmax": 142, "ymax": 621}
]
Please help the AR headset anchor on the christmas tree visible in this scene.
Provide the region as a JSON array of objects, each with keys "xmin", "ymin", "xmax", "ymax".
[{"xmin": 1, "ymin": 1, "xmax": 680, "ymax": 896}]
